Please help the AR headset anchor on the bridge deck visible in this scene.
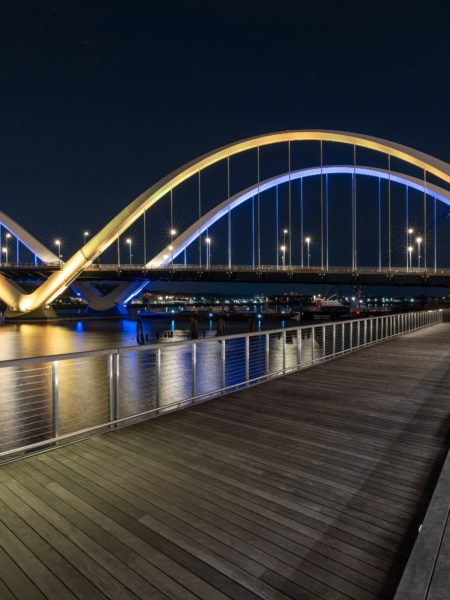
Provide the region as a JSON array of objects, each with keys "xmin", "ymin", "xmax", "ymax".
[{"xmin": 0, "ymin": 323, "xmax": 449, "ymax": 600}]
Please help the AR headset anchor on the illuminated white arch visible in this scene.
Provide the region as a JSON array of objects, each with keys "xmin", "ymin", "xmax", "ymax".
[
  {"xmin": 149, "ymin": 165, "xmax": 450, "ymax": 267},
  {"xmin": 1, "ymin": 130, "xmax": 449, "ymax": 313},
  {"xmin": 0, "ymin": 211, "xmax": 59, "ymax": 263}
]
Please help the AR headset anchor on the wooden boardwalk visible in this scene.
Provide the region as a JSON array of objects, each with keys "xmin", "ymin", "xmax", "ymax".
[{"xmin": 1, "ymin": 323, "xmax": 450, "ymax": 600}]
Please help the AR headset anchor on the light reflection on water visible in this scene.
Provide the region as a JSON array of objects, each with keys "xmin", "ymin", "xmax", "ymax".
[{"xmin": 0, "ymin": 317, "xmax": 322, "ymax": 457}]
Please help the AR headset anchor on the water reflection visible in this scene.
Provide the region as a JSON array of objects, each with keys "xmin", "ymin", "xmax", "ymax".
[{"xmin": 0, "ymin": 317, "xmax": 326, "ymax": 457}]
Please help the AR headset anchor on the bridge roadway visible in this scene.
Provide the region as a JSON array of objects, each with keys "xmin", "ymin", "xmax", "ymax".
[
  {"xmin": 0, "ymin": 323, "xmax": 449, "ymax": 599},
  {"xmin": 3, "ymin": 263, "xmax": 450, "ymax": 286}
]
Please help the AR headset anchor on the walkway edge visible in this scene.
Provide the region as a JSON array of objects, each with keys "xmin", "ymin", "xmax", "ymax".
[{"xmin": 394, "ymin": 445, "xmax": 450, "ymax": 599}]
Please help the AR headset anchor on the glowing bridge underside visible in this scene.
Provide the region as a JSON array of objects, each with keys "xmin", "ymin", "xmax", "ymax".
[{"xmin": 1, "ymin": 130, "xmax": 449, "ymax": 314}]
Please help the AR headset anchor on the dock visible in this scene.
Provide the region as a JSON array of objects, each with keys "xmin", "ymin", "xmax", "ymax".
[{"xmin": 0, "ymin": 322, "xmax": 449, "ymax": 599}]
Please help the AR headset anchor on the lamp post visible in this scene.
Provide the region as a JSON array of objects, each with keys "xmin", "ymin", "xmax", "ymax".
[
  {"xmin": 205, "ymin": 237, "xmax": 211, "ymax": 269},
  {"xmin": 83, "ymin": 231, "xmax": 89, "ymax": 245},
  {"xmin": 169, "ymin": 229, "xmax": 176, "ymax": 266},
  {"xmin": 4, "ymin": 233, "xmax": 11, "ymax": 265},
  {"xmin": 408, "ymin": 246, "xmax": 413, "ymax": 271},
  {"xmin": 407, "ymin": 228, "xmax": 413, "ymax": 269},
  {"xmin": 54, "ymin": 239, "xmax": 61, "ymax": 263},
  {"xmin": 305, "ymin": 236, "xmax": 311, "ymax": 268},
  {"xmin": 280, "ymin": 245, "xmax": 286, "ymax": 268},
  {"xmin": 126, "ymin": 238, "xmax": 132, "ymax": 265},
  {"xmin": 416, "ymin": 237, "xmax": 422, "ymax": 269}
]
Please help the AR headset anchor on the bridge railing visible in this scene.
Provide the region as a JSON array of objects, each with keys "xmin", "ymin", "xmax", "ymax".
[
  {"xmin": 3, "ymin": 263, "xmax": 450, "ymax": 276},
  {"xmin": 0, "ymin": 310, "xmax": 442, "ymax": 464}
]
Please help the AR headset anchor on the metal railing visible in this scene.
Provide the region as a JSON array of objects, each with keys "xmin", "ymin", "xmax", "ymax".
[
  {"xmin": 0, "ymin": 310, "xmax": 442, "ymax": 463},
  {"xmin": 3, "ymin": 263, "xmax": 450, "ymax": 276}
]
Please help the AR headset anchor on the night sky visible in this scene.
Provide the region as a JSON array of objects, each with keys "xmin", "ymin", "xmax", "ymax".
[{"xmin": 1, "ymin": 1, "xmax": 449, "ymax": 275}]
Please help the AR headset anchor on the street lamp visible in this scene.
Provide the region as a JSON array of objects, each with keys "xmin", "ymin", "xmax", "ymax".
[
  {"xmin": 4, "ymin": 233, "xmax": 11, "ymax": 265},
  {"xmin": 83, "ymin": 231, "xmax": 89, "ymax": 244},
  {"xmin": 408, "ymin": 246, "xmax": 413, "ymax": 271},
  {"xmin": 126, "ymin": 238, "xmax": 132, "ymax": 265},
  {"xmin": 54, "ymin": 239, "xmax": 61, "ymax": 262},
  {"xmin": 280, "ymin": 245, "xmax": 286, "ymax": 267},
  {"xmin": 305, "ymin": 236, "xmax": 311, "ymax": 268},
  {"xmin": 407, "ymin": 228, "xmax": 413, "ymax": 269},
  {"xmin": 205, "ymin": 237, "xmax": 211, "ymax": 269},
  {"xmin": 416, "ymin": 236, "xmax": 422, "ymax": 269}
]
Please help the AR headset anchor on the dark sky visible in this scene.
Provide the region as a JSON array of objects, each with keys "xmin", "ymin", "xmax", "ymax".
[{"xmin": 1, "ymin": 1, "xmax": 449, "ymax": 265}]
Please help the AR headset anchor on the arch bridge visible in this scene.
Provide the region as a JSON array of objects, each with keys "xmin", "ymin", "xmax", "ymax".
[{"xmin": 1, "ymin": 130, "xmax": 450, "ymax": 316}]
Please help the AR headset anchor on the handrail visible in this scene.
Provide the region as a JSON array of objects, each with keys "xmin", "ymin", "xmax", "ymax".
[{"xmin": 0, "ymin": 309, "xmax": 442, "ymax": 463}]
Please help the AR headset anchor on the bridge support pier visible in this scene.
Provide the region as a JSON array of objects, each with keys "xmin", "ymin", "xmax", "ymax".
[{"xmin": 72, "ymin": 280, "xmax": 149, "ymax": 315}]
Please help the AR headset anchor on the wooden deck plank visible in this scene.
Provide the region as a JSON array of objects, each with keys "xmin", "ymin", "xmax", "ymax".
[{"xmin": 0, "ymin": 322, "xmax": 450, "ymax": 599}]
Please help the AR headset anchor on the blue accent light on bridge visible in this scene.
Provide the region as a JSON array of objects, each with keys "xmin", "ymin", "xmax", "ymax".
[
  {"xmin": 160, "ymin": 166, "xmax": 450, "ymax": 267},
  {"xmin": 121, "ymin": 281, "xmax": 149, "ymax": 305}
]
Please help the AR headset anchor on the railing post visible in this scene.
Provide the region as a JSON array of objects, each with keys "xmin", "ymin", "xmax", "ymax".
[
  {"xmin": 221, "ymin": 339, "xmax": 226, "ymax": 390},
  {"xmin": 296, "ymin": 329, "xmax": 301, "ymax": 367},
  {"xmin": 282, "ymin": 330, "xmax": 287, "ymax": 372},
  {"xmin": 52, "ymin": 360, "xmax": 59, "ymax": 440},
  {"xmin": 322, "ymin": 325, "xmax": 326, "ymax": 358},
  {"xmin": 349, "ymin": 321, "xmax": 353, "ymax": 350},
  {"xmin": 363, "ymin": 319, "xmax": 367, "ymax": 345},
  {"xmin": 265, "ymin": 333, "xmax": 270, "ymax": 375},
  {"xmin": 114, "ymin": 352, "xmax": 120, "ymax": 419},
  {"xmin": 357, "ymin": 319, "xmax": 361, "ymax": 346},
  {"xmin": 191, "ymin": 343, "xmax": 197, "ymax": 398},
  {"xmin": 108, "ymin": 353, "xmax": 115, "ymax": 422},
  {"xmin": 333, "ymin": 322, "xmax": 336, "ymax": 355},
  {"xmin": 341, "ymin": 322, "xmax": 345, "ymax": 351},
  {"xmin": 312, "ymin": 326, "xmax": 316, "ymax": 362},
  {"xmin": 156, "ymin": 348, "xmax": 161, "ymax": 408},
  {"xmin": 245, "ymin": 336, "xmax": 250, "ymax": 383}
]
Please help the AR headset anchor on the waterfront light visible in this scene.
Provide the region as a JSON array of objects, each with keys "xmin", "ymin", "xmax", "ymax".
[{"xmin": 83, "ymin": 231, "xmax": 89, "ymax": 244}]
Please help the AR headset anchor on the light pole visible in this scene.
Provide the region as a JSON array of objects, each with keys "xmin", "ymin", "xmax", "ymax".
[
  {"xmin": 83, "ymin": 231, "xmax": 89, "ymax": 245},
  {"xmin": 408, "ymin": 246, "xmax": 413, "ymax": 271},
  {"xmin": 169, "ymin": 229, "xmax": 176, "ymax": 266},
  {"xmin": 54, "ymin": 239, "xmax": 61, "ymax": 263},
  {"xmin": 305, "ymin": 236, "xmax": 311, "ymax": 268},
  {"xmin": 280, "ymin": 245, "xmax": 286, "ymax": 267},
  {"xmin": 407, "ymin": 228, "xmax": 413, "ymax": 269},
  {"xmin": 205, "ymin": 237, "xmax": 211, "ymax": 269},
  {"xmin": 416, "ymin": 237, "xmax": 422, "ymax": 269},
  {"xmin": 126, "ymin": 238, "xmax": 132, "ymax": 265},
  {"xmin": 4, "ymin": 232, "xmax": 11, "ymax": 264}
]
